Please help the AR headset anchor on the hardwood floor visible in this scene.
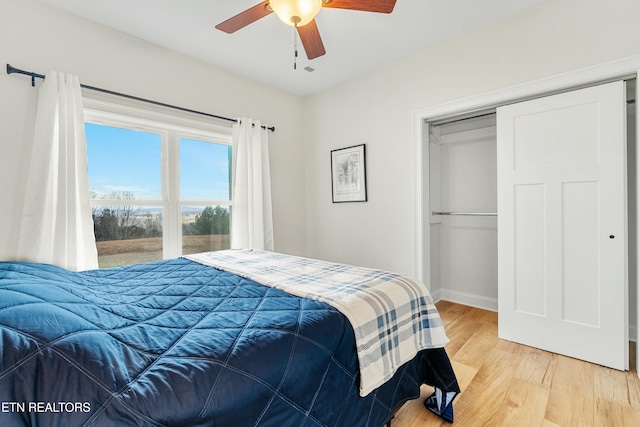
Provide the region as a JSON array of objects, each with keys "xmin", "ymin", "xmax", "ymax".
[{"xmin": 392, "ymin": 301, "xmax": 640, "ymax": 427}]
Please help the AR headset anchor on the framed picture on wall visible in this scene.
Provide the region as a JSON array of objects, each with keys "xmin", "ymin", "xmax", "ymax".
[{"xmin": 331, "ymin": 144, "xmax": 367, "ymax": 203}]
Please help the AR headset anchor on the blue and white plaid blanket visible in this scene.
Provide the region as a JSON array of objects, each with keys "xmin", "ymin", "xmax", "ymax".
[{"xmin": 186, "ymin": 249, "xmax": 449, "ymax": 396}]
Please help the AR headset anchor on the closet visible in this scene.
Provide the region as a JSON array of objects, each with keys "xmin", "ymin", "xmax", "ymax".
[
  {"xmin": 426, "ymin": 78, "xmax": 637, "ymax": 370},
  {"xmin": 429, "ymin": 113, "xmax": 498, "ymax": 311}
]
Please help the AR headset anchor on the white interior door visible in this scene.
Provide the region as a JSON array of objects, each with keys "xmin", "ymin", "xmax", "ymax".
[{"xmin": 497, "ymin": 81, "xmax": 628, "ymax": 370}]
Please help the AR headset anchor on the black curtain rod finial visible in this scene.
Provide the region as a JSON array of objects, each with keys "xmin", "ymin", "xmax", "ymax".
[
  {"xmin": 246, "ymin": 120, "xmax": 276, "ymax": 132},
  {"xmin": 6, "ymin": 63, "xmax": 17, "ymax": 75}
]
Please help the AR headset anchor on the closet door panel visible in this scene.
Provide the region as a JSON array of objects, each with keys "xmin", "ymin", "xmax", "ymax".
[
  {"xmin": 498, "ymin": 80, "xmax": 628, "ymax": 370},
  {"xmin": 513, "ymin": 102, "xmax": 600, "ymax": 170},
  {"xmin": 561, "ymin": 180, "xmax": 600, "ymax": 327},
  {"xmin": 513, "ymin": 183, "xmax": 546, "ymax": 316}
]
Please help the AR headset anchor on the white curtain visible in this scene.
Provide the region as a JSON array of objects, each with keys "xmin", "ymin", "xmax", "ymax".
[
  {"xmin": 231, "ymin": 118, "xmax": 274, "ymax": 251},
  {"xmin": 16, "ymin": 71, "xmax": 98, "ymax": 271}
]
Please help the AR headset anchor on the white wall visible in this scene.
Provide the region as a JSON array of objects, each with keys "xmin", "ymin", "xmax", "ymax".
[
  {"xmin": 0, "ymin": 0, "xmax": 307, "ymax": 259},
  {"xmin": 303, "ymin": 0, "xmax": 640, "ymax": 278}
]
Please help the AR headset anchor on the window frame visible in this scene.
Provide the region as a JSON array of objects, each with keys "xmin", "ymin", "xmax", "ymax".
[{"xmin": 83, "ymin": 97, "xmax": 233, "ymax": 262}]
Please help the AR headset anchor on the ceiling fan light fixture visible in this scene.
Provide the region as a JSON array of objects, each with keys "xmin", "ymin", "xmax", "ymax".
[{"xmin": 269, "ymin": 0, "xmax": 322, "ymax": 27}]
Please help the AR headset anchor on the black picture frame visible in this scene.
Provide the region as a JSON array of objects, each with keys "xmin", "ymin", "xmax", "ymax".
[{"xmin": 331, "ymin": 144, "xmax": 367, "ymax": 203}]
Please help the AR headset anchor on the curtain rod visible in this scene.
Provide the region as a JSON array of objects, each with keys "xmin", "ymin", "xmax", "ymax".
[{"xmin": 6, "ymin": 64, "xmax": 275, "ymax": 132}]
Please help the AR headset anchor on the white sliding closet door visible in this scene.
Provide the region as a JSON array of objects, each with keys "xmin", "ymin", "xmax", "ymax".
[{"xmin": 497, "ymin": 81, "xmax": 628, "ymax": 370}]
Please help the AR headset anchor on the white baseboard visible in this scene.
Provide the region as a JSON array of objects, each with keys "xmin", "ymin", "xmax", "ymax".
[
  {"xmin": 430, "ymin": 288, "xmax": 442, "ymax": 303},
  {"xmin": 438, "ymin": 288, "xmax": 498, "ymax": 312}
]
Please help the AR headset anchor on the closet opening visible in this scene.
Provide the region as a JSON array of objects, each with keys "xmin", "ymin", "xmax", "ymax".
[{"xmin": 428, "ymin": 112, "xmax": 499, "ymax": 311}]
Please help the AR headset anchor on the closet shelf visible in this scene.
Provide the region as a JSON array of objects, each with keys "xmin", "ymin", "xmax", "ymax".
[{"xmin": 432, "ymin": 211, "xmax": 497, "ymax": 216}]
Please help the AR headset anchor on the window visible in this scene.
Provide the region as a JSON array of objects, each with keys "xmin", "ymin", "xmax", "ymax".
[
  {"xmin": 179, "ymin": 137, "xmax": 232, "ymax": 257},
  {"xmin": 84, "ymin": 99, "xmax": 233, "ymax": 268}
]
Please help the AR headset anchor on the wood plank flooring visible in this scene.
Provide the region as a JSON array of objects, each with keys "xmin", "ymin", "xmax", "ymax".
[{"xmin": 392, "ymin": 301, "xmax": 640, "ymax": 427}]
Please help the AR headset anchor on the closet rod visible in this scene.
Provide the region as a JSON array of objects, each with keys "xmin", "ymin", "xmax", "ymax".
[
  {"xmin": 6, "ymin": 63, "xmax": 275, "ymax": 132},
  {"xmin": 432, "ymin": 211, "xmax": 497, "ymax": 216}
]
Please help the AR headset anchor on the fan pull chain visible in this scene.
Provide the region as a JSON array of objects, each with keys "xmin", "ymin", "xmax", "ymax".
[{"xmin": 293, "ymin": 24, "xmax": 298, "ymax": 70}]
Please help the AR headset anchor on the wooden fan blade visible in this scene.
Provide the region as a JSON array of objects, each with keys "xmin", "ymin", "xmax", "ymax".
[
  {"xmin": 215, "ymin": 1, "xmax": 273, "ymax": 33},
  {"xmin": 321, "ymin": 0, "xmax": 397, "ymax": 13},
  {"xmin": 297, "ymin": 20, "xmax": 326, "ymax": 60}
]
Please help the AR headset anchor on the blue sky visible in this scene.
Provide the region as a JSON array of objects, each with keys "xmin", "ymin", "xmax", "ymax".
[{"xmin": 85, "ymin": 123, "xmax": 231, "ymax": 201}]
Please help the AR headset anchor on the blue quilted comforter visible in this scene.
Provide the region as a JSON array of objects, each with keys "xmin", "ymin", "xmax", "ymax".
[{"xmin": 0, "ymin": 258, "xmax": 458, "ymax": 426}]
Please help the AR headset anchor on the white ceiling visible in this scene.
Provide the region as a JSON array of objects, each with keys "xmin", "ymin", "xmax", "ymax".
[{"xmin": 36, "ymin": 0, "xmax": 546, "ymax": 96}]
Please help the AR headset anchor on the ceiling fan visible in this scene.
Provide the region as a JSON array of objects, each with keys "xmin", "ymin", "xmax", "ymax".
[{"xmin": 215, "ymin": 0, "xmax": 398, "ymax": 60}]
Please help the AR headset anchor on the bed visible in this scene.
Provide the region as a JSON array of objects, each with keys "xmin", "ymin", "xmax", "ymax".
[{"xmin": 0, "ymin": 249, "xmax": 459, "ymax": 426}]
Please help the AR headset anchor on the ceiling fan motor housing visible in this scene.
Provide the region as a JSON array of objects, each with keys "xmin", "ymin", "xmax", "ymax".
[{"xmin": 269, "ymin": 0, "xmax": 323, "ymax": 27}]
